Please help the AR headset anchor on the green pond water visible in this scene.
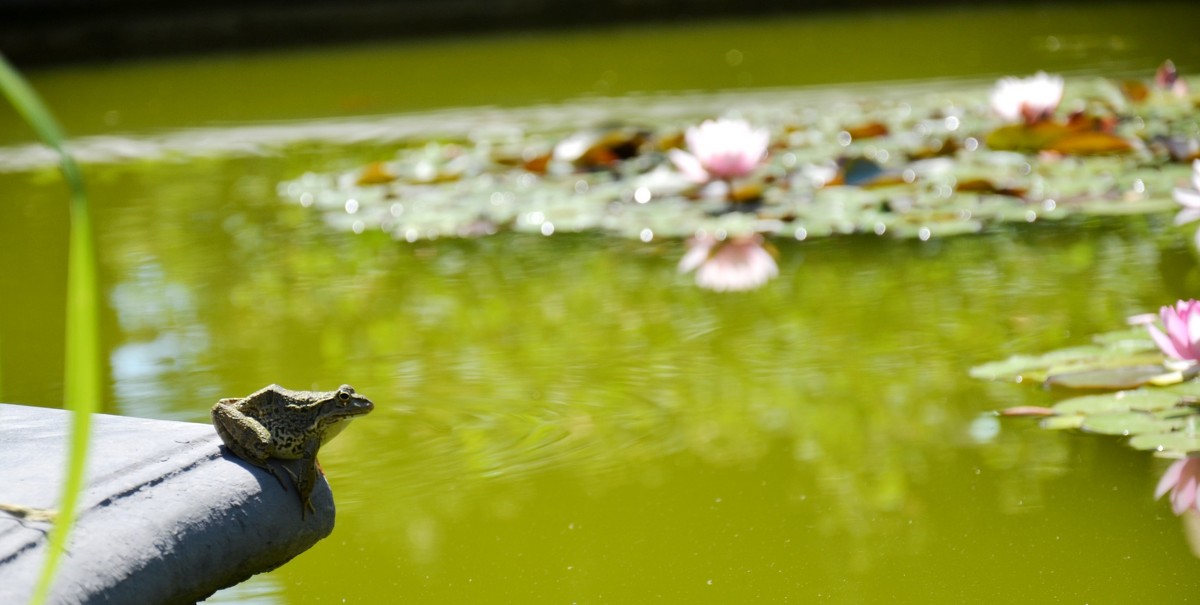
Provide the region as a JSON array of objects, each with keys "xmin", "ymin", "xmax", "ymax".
[{"xmin": 5, "ymin": 3, "xmax": 1200, "ymax": 602}]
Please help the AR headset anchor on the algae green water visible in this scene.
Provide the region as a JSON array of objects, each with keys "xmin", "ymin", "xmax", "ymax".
[{"xmin": 4, "ymin": 3, "xmax": 1200, "ymax": 602}]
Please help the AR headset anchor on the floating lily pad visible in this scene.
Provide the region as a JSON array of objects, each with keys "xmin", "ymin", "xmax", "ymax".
[
  {"xmin": 280, "ymin": 74, "xmax": 1198, "ymax": 246},
  {"xmin": 1128, "ymin": 431, "xmax": 1200, "ymax": 454},
  {"xmin": 1044, "ymin": 364, "xmax": 1175, "ymax": 390},
  {"xmin": 1080, "ymin": 411, "xmax": 1186, "ymax": 436},
  {"xmin": 978, "ymin": 321, "xmax": 1200, "ymax": 457},
  {"xmin": 1052, "ymin": 389, "xmax": 1182, "ymax": 415}
]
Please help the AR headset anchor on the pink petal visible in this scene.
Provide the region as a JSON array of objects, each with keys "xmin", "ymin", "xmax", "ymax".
[
  {"xmin": 669, "ymin": 149, "xmax": 710, "ymax": 183},
  {"xmin": 1149, "ymin": 324, "xmax": 1185, "ymax": 360},
  {"xmin": 1163, "ymin": 308, "xmax": 1191, "ymax": 357},
  {"xmin": 1159, "ymin": 458, "xmax": 1188, "ymax": 499},
  {"xmin": 1175, "ymin": 471, "xmax": 1199, "ymax": 515},
  {"xmin": 1187, "ymin": 312, "xmax": 1200, "ymax": 359}
]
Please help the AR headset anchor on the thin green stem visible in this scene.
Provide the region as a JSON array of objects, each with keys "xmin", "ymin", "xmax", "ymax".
[{"xmin": 0, "ymin": 53, "xmax": 101, "ymax": 605}]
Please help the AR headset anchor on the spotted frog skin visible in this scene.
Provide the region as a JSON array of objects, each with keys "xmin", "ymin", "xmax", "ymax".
[{"xmin": 211, "ymin": 384, "xmax": 374, "ymax": 516}]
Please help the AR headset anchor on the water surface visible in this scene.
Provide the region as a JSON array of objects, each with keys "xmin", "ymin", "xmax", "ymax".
[{"xmin": 3, "ymin": 3, "xmax": 1200, "ymax": 602}]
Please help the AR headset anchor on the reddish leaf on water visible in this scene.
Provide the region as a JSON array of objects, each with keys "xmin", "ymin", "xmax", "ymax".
[
  {"xmin": 556, "ymin": 127, "xmax": 650, "ymax": 170},
  {"xmin": 1000, "ymin": 406, "xmax": 1056, "ymax": 417},
  {"xmin": 580, "ymin": 128, "xmax": 649, "ymax": 169},
  {"xmin": 523, "ymin": 152, "xmax": 552, "ymax": 174},
  {"xmin": 1065, "ymin": 111, "xmax": 1117, "ymax": 134}
]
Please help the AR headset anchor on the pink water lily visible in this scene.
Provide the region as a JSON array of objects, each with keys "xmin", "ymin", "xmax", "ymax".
[
  {"xmin": 1158, "ymin": 457, "xmax": 1200, "ymax": 516},
  {"xmin": 1156, "ymin": 60, "xmax": 1190, "ymax": 99},
  {"xmin": 990, "ymin": 72, "xmax": 1064, "ymax": 124},
  {"xmin": 669, "ymin": 118, "xmax": 769, "ymax": 183},
  {"xmin": 1147, "ymin": 299, "xmax": 1200, "ymax": 362},
  {"xmin": 679, "ymin": 234, "xmax": 778, "ymax": 292}
]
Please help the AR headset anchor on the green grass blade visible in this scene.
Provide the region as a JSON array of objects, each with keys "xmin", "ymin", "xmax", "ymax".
[{"xmin": 0, "ymin": 53, "xmax": 101, "ymax": 605}]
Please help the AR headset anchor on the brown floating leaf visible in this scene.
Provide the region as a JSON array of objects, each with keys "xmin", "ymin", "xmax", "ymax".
[
  {"xmin": 356, "ymin": 162, "xmax": 397, "ymax": 186},
  {"xmin": 523, "ymin": 152, "xmax": 551, "ymax": 174},
  {"xmin": 955, "ymin": 178, "xmax": 1027, "ymax": 198},
  {"xmin": 843, "ymin": 121, "xmax": 889, "ymax": 140},
  {"xmin": 1044, "ymin": 131, "xmax": 1133, "ymax": 155},
  {"xmin": 580, "ymin": 128, "xmax": 649, "ymax": 169},
  {"xmin": 1120, "ymin": 79, "xmax": 1150, "ymax": 102},
  {"xmin": 729, "ymin": 180, "xmax": 764, "ymax": 203}
]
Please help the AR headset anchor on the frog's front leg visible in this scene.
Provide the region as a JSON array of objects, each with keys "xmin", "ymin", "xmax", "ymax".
[
  {"xmin": 211, "ymin": 401, "xmax": 289, "ymax": 491},
  {"xmin": 294, "ymin": 437, "xmax": 324, "ymax": 518}
]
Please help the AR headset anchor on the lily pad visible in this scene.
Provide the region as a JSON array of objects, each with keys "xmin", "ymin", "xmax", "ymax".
[
  {"xmin": 280, "ymin": 74, "xmax": 1198, "ymax": 247},
  {"xmin": 1044, "ymin": 364, "xmax": 1175, "ymax": 390},
  {"xmin": 1052, "ymin": 389, "xmax": 1182, "ymax": 415},
  {"xmin": 1128, "ymin": 430, "xmax": 1200, "ymax": 454},
  {"xmin": 979, "ymin": 321, "xmax": 1200, "ymax": 457},
  {"xmin": 1080, "ymin": 411, "xmax": 1186, "ymax": 436}
]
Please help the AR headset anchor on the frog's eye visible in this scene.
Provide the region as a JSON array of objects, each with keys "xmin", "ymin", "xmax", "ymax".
[{"xmin": 337, "ymin": 391, "xmax": 351, "ymax": 402}]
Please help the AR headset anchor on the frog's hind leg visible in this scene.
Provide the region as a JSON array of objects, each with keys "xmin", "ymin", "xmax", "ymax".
[{"xmin": 211, "ymin": 403, "xmax": 290, "ymax": 491}]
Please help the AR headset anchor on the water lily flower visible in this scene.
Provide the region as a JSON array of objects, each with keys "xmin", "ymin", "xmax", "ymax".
[
  {"xmin": 1156, "ymin": 60, "xmax": 1190, "ymax": 99},
  {"xmin": 1157, "ymin": 457, "xmax": 1200, "ymax": 516},
  {"xmin": 669, "ymin": 118, "xmax": 769, "ymax": 183},
  {"xmin": 990, "ymin": 72, "xmax": 1064, "ymax": 124},
  {"xmin": 1147, "ymin": 299, "xmax": 1200, "ymax": 363},
  {"xmin": 1173, "ymin": 160, "xmax": 1200, "ymax": 249},
  {"xmin": 679, "ymin": 234, "xmax": 778, "ymax": 292}
]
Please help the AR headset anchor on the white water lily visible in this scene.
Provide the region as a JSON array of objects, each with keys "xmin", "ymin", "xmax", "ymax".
[
  {"xmin": 990, "ymin": 72, "xmax": 1064, "ymax": 124},
  {"xmin": 669, "ymin": 118, "xmax": 769, "ymax": 183}
]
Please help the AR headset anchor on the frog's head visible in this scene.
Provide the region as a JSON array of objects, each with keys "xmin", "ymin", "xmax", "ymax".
[
  {"xmin": 313, "ymin": 385, "xmax": 374, "ymax": 445},
  {"xmin": 324, "ymin": 385, "xmax": 374, "ymax": 418}
]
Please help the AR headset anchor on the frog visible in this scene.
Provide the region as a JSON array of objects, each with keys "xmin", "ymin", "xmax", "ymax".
[{"xmin": 211, "ymin": 384, "xmax": 374, "ymax": 517}]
